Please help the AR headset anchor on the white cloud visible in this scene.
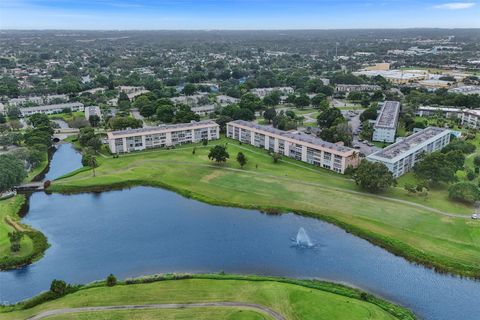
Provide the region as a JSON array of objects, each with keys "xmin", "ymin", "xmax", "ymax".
[{"xmin": 434, "ymin": 2, "xmax": 476, "ymax": 9}]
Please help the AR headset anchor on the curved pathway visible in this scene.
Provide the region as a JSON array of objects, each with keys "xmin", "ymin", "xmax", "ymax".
[{"xmin": 27, "ymin": 302, "xmax": 286, "ymax": 320}]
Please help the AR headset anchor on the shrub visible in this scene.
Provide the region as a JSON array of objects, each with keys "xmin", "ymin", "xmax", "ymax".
[
  {"xmin": 50, "ymin": 279, "xmax": 68, "ymax": 296},
  {"xmin": 448, "ymin": 182, "xmax": 480, "ymax": 204},
  {"xmin": 106, "ymin": 274, "xmax": 117, "ymax": 287}
]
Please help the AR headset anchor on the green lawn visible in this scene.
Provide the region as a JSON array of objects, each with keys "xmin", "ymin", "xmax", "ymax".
[
  {"xmin": 0, "ymin": 275, "xmax": 413, "ymax": 320},
  {"xmin": 0, "ymin": 196, "xmax": 33, "ymax": 264},
  {"xmin": 42, "ymin": 308, "xmax": 270, "ymax": 320},
  {"xmin": 48, "ymin": 111, "xmax": 85, "ymax": 122},
  {"xmin": 48, "ymin": 137, "xmax": 480, "ymax": 278}
]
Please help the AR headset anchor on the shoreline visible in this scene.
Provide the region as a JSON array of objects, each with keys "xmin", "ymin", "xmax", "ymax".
[{"xmin": 0, "ymin": 273, "xmax": 416, "ymax": 320}]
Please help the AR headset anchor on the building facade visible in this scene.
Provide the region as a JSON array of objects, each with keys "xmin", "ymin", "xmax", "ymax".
[
  {"xmin": 367, "ymin": 127, "xmax": 452, "ymax": 178},
  {"xmin": 226, "ymin": 120, "xmax": 359, "ymax": 174},
  {"xmin": 19, "ymin": 102, "xmax": 84, "ymax": 117},
  {"xmin": 107, "ymin": 120, "xmax": 220, "ymax": 153},
  {"xmin": 461, "ymin": 109, "xmax": 480, "ymax": 129},
  {"xmin": 85, "ymin": 106, "xmax": 102, "ymax": 120},
  {"xmin": 373, "ymin": 101, "xmax": 401, "ymax": 143}
]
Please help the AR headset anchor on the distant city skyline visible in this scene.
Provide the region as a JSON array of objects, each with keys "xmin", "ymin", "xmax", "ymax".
[{"xmin": 1, "ymin": 0, "xmax": 479, "ymax": 30}]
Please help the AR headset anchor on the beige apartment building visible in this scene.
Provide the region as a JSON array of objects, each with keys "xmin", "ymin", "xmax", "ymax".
[
  {"xmin": 107, "ymin": 120, "xmax": 220, "ymax": 153},
  {"xmin": 226, "ymin": 120, "xmax": 359, "ymax": 173}
]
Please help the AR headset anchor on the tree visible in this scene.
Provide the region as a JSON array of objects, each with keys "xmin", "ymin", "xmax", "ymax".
[
  {"xmin": 448, "ymin": 182, "xmax": 480, "ymax": 204},
  {"xmin": 294, "ymin": 94, "xmax": 310, "ymax": 109},
  {"xmin": 359, "ymin": 121, "xmax": 374, "ymax": 141},
  {"xmin": 474, "ymin": 155, "xmax": 480, "ymax": 168},
  {"xmin": 317, "ymin": 108, "xmax": 344, "ymax": 128},
  {"xmin": 29, "ymin": 114, "xmax": 51, "ymax": 128},
  {"xmin": 156, "ymin": 104, "xmax": 175, "ymax": 123},
  {"xmin": 50, "ymin": 279, "xmax": 68, "ymax": 296},
  {"xmin": 0, "ymin": 154, "xmax": 27, "ymax": 192},
  {"xmin": 88, "ymin": 115, "xmax": 101, "ymax": 127},
  {"xmin": 106, "ymin": 274, "xmax": 117, "ymax": 287},
  {"xmin": 87, "ymin": 155, "xmax": 98, "ymax": 177},
  {"xmin": 8, "ymin": 231, "xmax": 24, "ymax": 252},
  {"xmin": 271, "ymin": 153, "xmax": 281, "ymax": 163},
  {"xmin": 208, "ymin": 145, "xmax": 229, "ymax": 163},
  {"xmin": 441, "ymin": 140, "xmax": 476, "ymax": 155},
  {"xmin": 263, "ymin": 90, "xmax": 281, "ymax": 106},
  {"xmin": 360, "ymin": 106, "xmax": 378, "ymax": 122},
  {"xmin": 182, "ymin": 83, "xmax": 197, "ymax": 95},
  {"xmin": 311, "ymin": 94, "xmax": 327, "ymax": 108},
  {"xmin": 413, "ymin": 152, "xmax": 456, "ymax": 185},
  {"xmin": 236, "ymin": 152, "xmax": 247, "ymax": 168},
  {"xmin": 445, "ymin": 150, "xmax": 465, "ymax": 172},
  {"xmin": 263, "ymin": 107, "xmax": 276, "ymax": 124},
  {"xmin": 354, "ymin": 160, "xmax": 394, "ymax": 193}
]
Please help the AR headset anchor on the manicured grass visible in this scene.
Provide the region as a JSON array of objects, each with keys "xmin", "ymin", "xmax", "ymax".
[
  {"xmin": 48, "ymin": 111, "xmax": 84, "ymax": 122},
  {"xmin": 0, "ymin": 195, "xmax": 49, "ymax": 270},
  {"xmin": 49, "ymin": 137, "xmax": 480, "ymax": 278},
  {"xmin": 0, "ymin": 275, "xmax": 414, "ymax": 320},
  {"xmin": 43, "ymin": 308, "xmax": 270, "ymax": 320}
]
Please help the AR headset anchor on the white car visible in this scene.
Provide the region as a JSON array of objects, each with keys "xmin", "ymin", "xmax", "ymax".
[{"xmin": 472, "ymin": 214, "xmax": 479, "ymax": 220}]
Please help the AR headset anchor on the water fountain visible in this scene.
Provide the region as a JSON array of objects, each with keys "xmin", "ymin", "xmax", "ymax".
[{"xmin": 295, "ymin": 227, "xmax": 313, "ymax": 247}]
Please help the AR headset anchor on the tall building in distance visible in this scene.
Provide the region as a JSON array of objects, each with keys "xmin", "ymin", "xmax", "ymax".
[
  {"xmin": 372, "ymin": 101, "xmax": 401, "ymax": 143},
  {"xmin": 227, "ymin": 120, "xmax": 359, "ymax": 174}
]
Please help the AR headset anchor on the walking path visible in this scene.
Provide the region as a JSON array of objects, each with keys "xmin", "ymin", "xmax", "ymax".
[{"xmin": 27, "ymin": 302, "xmax": 286, "ymax": 320}]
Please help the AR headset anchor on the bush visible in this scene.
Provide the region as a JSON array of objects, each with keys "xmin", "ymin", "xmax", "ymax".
[
  {"xmin": 448, "ymin": 182, "xmax": 480, "ymax": 204},
  {"xmin": 467, "ymin": 170, "xmax": 476, "ymax": 181},
  {"xmin": 50, "ymin": 279, "xmax": 68, "ymax": 296},
  {"xmin": 106, "ymin": 274, "xmax": 117, "ymax": 287}
]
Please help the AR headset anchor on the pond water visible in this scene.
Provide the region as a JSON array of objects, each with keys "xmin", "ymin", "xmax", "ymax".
[{"xmin": 1, "ymin": 144, "xmax": 479, "ymax": 320}]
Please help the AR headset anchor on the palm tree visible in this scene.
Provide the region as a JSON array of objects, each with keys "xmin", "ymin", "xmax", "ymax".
[{"xmin": 88, "ymin": 156, "xmax": 98, "ymax": 177}]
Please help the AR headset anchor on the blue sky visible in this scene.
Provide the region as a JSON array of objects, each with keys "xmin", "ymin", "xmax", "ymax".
[{"xmin": 1, "ymin": 0, "xmax": 479, "ymax": 29}]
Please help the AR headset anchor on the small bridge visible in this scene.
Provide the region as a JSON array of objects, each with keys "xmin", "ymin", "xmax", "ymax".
[{"xmin": 16, "ymin": 182, "xmax": 45, "ymax": 192}]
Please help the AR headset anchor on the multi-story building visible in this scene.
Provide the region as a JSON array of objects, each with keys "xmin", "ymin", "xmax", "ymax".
[
  {"xmin": 19, "ymin": 102, "xmax": 84, "ymax": 117},
  {"xmin": 8, "ymin": 94, "xmax": 68, "ymax": 107},
  {"xmin": 107, "ymin": 120, "xmax": 220, "ymax": 153},
  {"xmin": 415, "ymin": 106, "xmax": 462, "ymax": 119},
  {"xmin": 461, "ymin": 109, "xmax": 480, "ymax": 129},
  {"xmin": 85, "ymin": 106, "xmax": 102, "ymax": 120},
  {"xmin": 367, "ymin": 127, "xmax": 452, "ymax": 178},
  {"xmin": 372, "ymin": 101, "xmax": 401, "ymax": 143},
  {"xmin": 226, "ymin": 120, "xmax": 359, "ymax": 174}
]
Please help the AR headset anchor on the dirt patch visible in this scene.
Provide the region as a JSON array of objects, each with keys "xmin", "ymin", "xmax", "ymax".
[
  {"xmin": 201, "ymin": 170, "xmax": 226, "ymax": 183},
  {"xmin": 5, "ymin": 216, "xmax": 27, "ymax": 232}
]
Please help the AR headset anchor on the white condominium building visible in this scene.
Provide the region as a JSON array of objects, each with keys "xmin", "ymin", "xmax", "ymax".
[
  {"xmin": 461, "ymin": 109, "xmax": 480, "ymax": 129},
  {"xmin": 19, "ymin": 102, "xmax": 84, "ymax": 117},
  {"xmin": 373, "ymin": 101, "xmax": 401, "ymax": 143},
  {"xmin": 107, "ymin": 120, "xmax": 220, "ymax": 153},
  {"xmin": 367, "ymin": 127, "xmax": 451, "ymax": 178},
  {"xmin": 226, "ymin": 120, "xmax": 359, "ymax": 174}
]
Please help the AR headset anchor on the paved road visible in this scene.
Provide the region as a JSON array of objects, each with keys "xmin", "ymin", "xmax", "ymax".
[{"xmin": 27, "ymin": 302, "xmax": 286, "ymax": 320}]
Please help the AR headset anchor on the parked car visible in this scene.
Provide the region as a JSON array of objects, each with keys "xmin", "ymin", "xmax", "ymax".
[{"xmin": 472, "ymin": 214, "xmax": 479, "ymax": 220}]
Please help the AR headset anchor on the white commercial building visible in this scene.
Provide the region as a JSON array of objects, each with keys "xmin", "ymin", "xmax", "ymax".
[
  {"xmin": 19, "ymin": 102, "xmax": 84, "ymax": 117},
  {"xmin": 415, "ymin": 106, "xmax": 462, "ymax": 118},
  {"xmin": 226, "ymin": 120, "xmax": 359, "ymax": 174},
  {"xmin": 372, "ymin": 101, "xmax": 401, "ymax": 143},
  {"xmin": 107, "ymin": 120, "xmax": 220, "ymax": 153},
  {"xmin": 367, "ymin": 127, "xmax": 452, "ymax": 178},
  {"xmin": 191, "ymin": 105, "xmax": 215, "ymax": 116}
]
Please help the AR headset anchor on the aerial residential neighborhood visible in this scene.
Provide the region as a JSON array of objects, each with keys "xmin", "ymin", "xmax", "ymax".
[{"xmin": 0, "ymin": 2, "xmax": 480, "ymax": 320}]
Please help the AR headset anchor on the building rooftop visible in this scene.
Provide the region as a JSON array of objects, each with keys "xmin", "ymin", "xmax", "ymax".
[
  {"xmin": 108, "ymin": 120, "xmax": 218, "ymax": 137},
  {"xmin": 375, "ymin": 101, "xmax": 401, "ymax": 129},
  {"xmin": 229, "ymin": 120, "xmax": 354, "ymax": 154},
  {"xmin": 369, "ymin": 127, "xmax": 449, "ymax": 160}
]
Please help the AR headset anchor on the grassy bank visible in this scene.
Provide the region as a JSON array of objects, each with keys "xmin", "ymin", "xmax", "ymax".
[
  {"xmin": 0, "ymin": 274, "xmax": 415, "ymax": 320},
  {"xmin": 49, "ymin": 138, "xmax": 480, "ymax": 278},
  {"xmin": 0, "ymin": 195, "xmax": 49, "ymax": 270}
]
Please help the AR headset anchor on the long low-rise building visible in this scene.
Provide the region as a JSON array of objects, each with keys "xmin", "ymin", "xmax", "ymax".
[
  {"xmin": 226, "ymin": 120, "xmax": 359, "ymax": 174},
  {"xmin": 367, "ymin": 127, "xmax": 452, "ymax": 178},
  {"xmin": 107, "ymin": 120, "xmax": 220, "ymax": 153},
  {"xmin": 461, "ymin": 109, "xmax": 480, "ymax": 129},
  {"xmin": 19, "ymin": 102, "xmax": 84, "ymax": 117}
]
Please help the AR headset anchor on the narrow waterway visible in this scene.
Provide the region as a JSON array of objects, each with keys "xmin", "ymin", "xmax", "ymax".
[{"xmin": 1, "ymin": 144, "xmax": 479, "ymax": 320}]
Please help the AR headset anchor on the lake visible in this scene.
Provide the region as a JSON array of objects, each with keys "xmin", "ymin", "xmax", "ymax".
[{"xmin": 1, "ymin": 144, "xmax": 479, "ymax": 320}]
